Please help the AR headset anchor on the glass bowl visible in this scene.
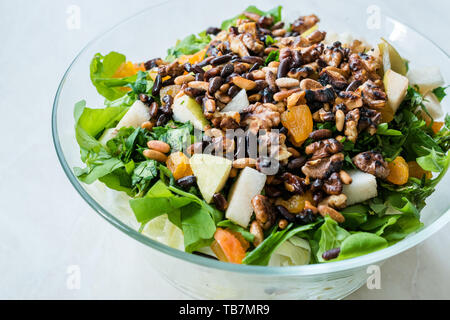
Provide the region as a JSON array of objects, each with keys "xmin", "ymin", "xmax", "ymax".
[{"xmin": 52, "ymin": 0, "xmax": 450, "ymax": 299}]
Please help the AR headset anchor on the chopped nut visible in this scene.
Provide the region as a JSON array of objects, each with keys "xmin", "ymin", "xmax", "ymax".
[{"xmin": 353, "ymin": 151, "xmax": 390, "ymax": 179}]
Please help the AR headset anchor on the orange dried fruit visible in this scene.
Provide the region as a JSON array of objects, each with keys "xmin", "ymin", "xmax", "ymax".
[
  {"xmin": 211, "ymin": 228, "xmax": 248, "ymax": 264},
  {"xmin": 407, "ymin": 161, "xmax": 432, "ymax": 180},
  {"xmin": 431, "ymin": 121, "xmax": 444, "ymax": 134},
  {"xmin": 281, "ymin": 104, "xmax": 313, "ymax": 145},
  {"xmin": 275, "ymin": 192, "xmax": 313, "ymax": 214},
  {"xmin": 386, "ymin": 156, "xmax": 409, "ymax": 185},
  {"xmin": 166, "ymin": 152, "xmax": 193, "ymax": 180}
]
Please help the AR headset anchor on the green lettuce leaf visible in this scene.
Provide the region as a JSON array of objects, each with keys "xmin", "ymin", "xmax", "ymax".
[
  {"xmin": 166, "ymin": 31, "xmax": 211, "ymax": 62},
  {"xmin": 336, "ymin": 233, "xmax": 388, "ymax": 260}
]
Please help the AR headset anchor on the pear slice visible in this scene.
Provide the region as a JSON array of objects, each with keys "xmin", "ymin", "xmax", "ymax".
[
  {"xmin": 172, "ymin": 95, "xmax": 209, "ymax": 131},
  {"xmin": 378, "ymin": 38, "xmax": 407, "ymax": 76},
  {"xmin": 407, "ymin": 67, "xmax": 444, "ymax": 94},
  {"xmin": 225, "ymin": 167, "xmax": 267, "ymax": 228},
  {"xmin": 221, "ymin": 89, "xmax": 249, "ymax": 112},
  {"xmin": 342, "ymin": 170, "xmax": 378, "ymax": 206},
  {"xmin": 98, "ymin": 128, "xmax": 118, "ymax": 146},
  {"xmin": 115, "ymin": 100, "xmax": 150, "ymax": 129},
  {"xmin": 189, "ymin": 154, "xmax": 232, "ymax": 203},
  {"xmin": 383, "ymin": 69, "xmax": 409, "ymax": 120},
  {"xmin": 418, "ymin": 92, "xmax": 444, "ymax": 120}
]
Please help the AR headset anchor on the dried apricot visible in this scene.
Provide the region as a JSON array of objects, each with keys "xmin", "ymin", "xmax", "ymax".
[
  {"xmin": 407, "ymin": 161, "xmax": 432, "ymax": 180},
  {"xmin": 275, "ymin": 192, "xmax": 314, "ymax": 214},
  {"xmin": 386, "ymin": 156, "xmax": 409, "ymax": 185},
  {"xmin": 281, "ymin": 104, "xmax": 313, "ymax": 145},
  {"xmin": 166, "ymin": 152, "xmax": 193, "ymax": 180}
]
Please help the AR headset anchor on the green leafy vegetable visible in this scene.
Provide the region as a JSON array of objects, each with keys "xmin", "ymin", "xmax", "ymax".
[
  {"xmin": 217, "ymin": 220, "xmax": 255, "ymax": 242},
  {"xmin": 314, "ymin": 216, "xmax": 350, "ymax": 262},
  {"xmin": 166, "ymin": 31, "xmax": 211, "ymax": 62},
  {"xmin": 336, "ymin": 233, "xmax": 388, "ymax": 260},
  {"xmin": 221, "ymin": 5, "xmax": 282, "ymax": 30},
  {"xmin": 265, "ymin": 50, "xmax": 279, "ymax": 65},
  {"xmin": 432, "ymin": 86, "xmax": 448, "ymax": 102},
  {"xmin": 243, "ymin": 222, "xmax": 319, "ymax": 266}
]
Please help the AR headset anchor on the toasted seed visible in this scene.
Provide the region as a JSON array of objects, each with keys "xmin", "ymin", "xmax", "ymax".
[
  {"xmin": 232, "ymin": 157, "xmax": 257, "ymax": 168},
  {"xmin": 335, "ymin": 109, "xmax": 345, "ymax": 132},
  {"xmin": 318, "ymin": 205, "xmax": 345, "ymax": 223},
  {"xmin": 152, "ymin": 74, "xmax": 162, "ymax": 96},
  {"xmin": 208, "ymin": 76, "xmax": 222, "ymax": 95},
  {"xmin": 141, "ymin": 121, "xmax": 153, "ymax": 131},
  {"xmin": 143, "ymin": 149, "xmax": 168, "ymax": 162},
  {"xmin": 232, "ymin": 76, "xmax": 257, "ymax": 90},
  {"xmin": 286, "ymin": 147, "xmax": 301, "ymax": 158},
  {"xmin": 176, "ymin": 175, "xmax": 197, "ymax": 190},
  {"xmin": 275, "ymin": 77, "xmax": 300, "ymax": 88},
  {"xmin": 213, "ymin": 193, "xmax": 228, "ymax": 211},
  {"xmin": 248, "ymin": 93, "xmax": 262, "ymax": 103},
  {"xmin": 322, "ymin": 248, "xmax": 341, "ymax": 261},
  {"xmin": 251, "ymin": 69, "xmax": 266, "ymax": 80},
  {"xmin": 147, "ymin": 140, "xmax": 171, "ymax": 153},
  {"xmin": 300, "ymin": 78, "xmax": 323, "ymax": 90},
  {"xmin": 188, "ymin": 81, "xmax": 209, "ymax": 91},
  {"xmin": 219, "ymin": 83, "xmax": 230, "ymax": 92},
  {"xmin": 339, "ymin": 170, "xmax": 352, "ymax": 185},
  {"xmin": 268, "ymin": 61, "xmax": 280, "ymax": 68},
  {"xmin": 286, "ymin": 91, "xmax": 306, "ymax": 108},
  {"xmin": 309, "ymin": 129, "xmax": 333, "ymax": 140},
  {"xmin": 272, "ymin": 29, "xmax": 287, "ymax": 37},
  {"xmin": 221, "ymin": 63, "xmax": 234, "ymax": 78},
  {"xmin": 278, "ymin": 219, "xmax": 289, "ymax": 229},
  {"xmin": 250, "ymin": 221, "xmax": 264, "ymax": 247},
  {"xmin": 277, "ymin": 57, "xmax": 292, "ymax": 78},
  {"xmin": 174, "ymin": 74, "xmax": 195, "ymax": 85},
  {"xmin": 211, "ymin": 54, "xmax": 232, "ymax": 66},
  {"xmin": 273, "ymin": 88, "xmax": 301, "ymax": 102}
]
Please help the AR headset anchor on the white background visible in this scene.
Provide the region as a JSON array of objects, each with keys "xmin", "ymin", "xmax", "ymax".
[{"xmin": 0, "ymin": 0, "xmax": 449, "ymax": 299}]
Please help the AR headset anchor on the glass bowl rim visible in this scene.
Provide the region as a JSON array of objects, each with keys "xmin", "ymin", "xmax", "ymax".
[{"xmin": 52, "ymin": 1, "xmax": 450, "ymax": 276}]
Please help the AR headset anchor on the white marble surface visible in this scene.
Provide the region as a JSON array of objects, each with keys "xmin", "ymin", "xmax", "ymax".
[{"xmin": 0, "ymin": 0, "xmax": 449, "ymax": 299}]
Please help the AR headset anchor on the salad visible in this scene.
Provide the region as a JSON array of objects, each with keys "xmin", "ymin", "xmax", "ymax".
[{"xmin": 74, "ymin": 5, "xmax": 449, "ymax": 266}]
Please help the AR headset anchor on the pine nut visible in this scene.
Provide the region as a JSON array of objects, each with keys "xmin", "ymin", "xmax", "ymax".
[
  {"xmin": 318, "ymin": 205, "xmax": 345, "ymax": 223},
  {"xmin": 276, "ymin": 77, "xmax": 300, "ymax": 88},
  {"xmin": 141, "ymin": 121, "xmax": 153, "ymax": 131},
  {"xmin": 232, "ymin": 76, "xmax": 257, "ymax": 91},
  {"xmin": 232, "ymin": 157, "xmax": 257, "ymax": 168},
  {"xmin": 273, "ymin": 88, "xmax": 301, "ymax": 102},
  {"xmin": 335, "ymin": 109, "xmax": 345, "ymax": 132},
  {"xmin": 287, "ymin": 147, "xmax": 301, "ymax": 158},
  {"xmin": 286, "ymin": 91, "xmax": 306, "ymax": 108},
  {"xmin": 143, "ymin": 149, "xmax": 168, "ymax": 162},
  {"xmin": 174, "ymin": 74, "xmax": 195, "ymax": 85},
  {"xmin": 147, "ymin": 140, "xmax": 171, "ymax": 153},
  {"xmin": 188, "ymin": 81, "xmax": 209, "ymax": 91},
  {"xmin": 300, "ymin": 78, "xmax": 323, "ymax": 90},
  {"xmin": 268, "ymin": 61, "xmax": 280, "ymax": 68},
  {"xmin": 251, "ymin": 70, "xmax": 266, "ymax": 80},
  {"xmin": 339, "ymin": 170, "xmax": 352, "ymax": 185}
]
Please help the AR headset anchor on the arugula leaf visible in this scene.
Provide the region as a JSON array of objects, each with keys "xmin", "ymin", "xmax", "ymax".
[
  {"xmin": 221, "ymin": 5, "xmax": 283, "ymax": 30},
  {"xmin": 432, "ymin": 86, "xmax": 448, "ymax": 102},
  {"xmin": 243, "ymin": 222, "xmax": 318, "ymax": 266},
  {"xmin": 340, "ymin": 205, "xmax": 369, "ymax": 229},
  {"xmin": 131, "ymin": 160, "xmax": 159, "ymax": 195},
  {"xmin": 166, "ymin": 31, "xmax": 211, "ymax": 62},
  {"xmin": 417, "ymin": 148, "xmax": 448, "ymax": 172},
  {"xmin": 265, "ymin": 50, "xmax": 279, "ymax": 65},
  {"xmin": 376, "ymin": 123, "xmax": 402, "ymax": 136},
  {"xmin": 181, "ymin": 203, "xmax": 217, "ymax": 253},
  {"xmin": 152, "ymin": 122, "xmax": 193, "ymax": 152},
  {"xmin": 336, "ymin": 233, "xmax": 388, "ymax": 260},
  {"xmin": 90, "ymin": 52, "xmax": 136, "ymax": 101},
  {"xmin": 314, "ymin": 216, "xmax": 350, "ymax": 262}
]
